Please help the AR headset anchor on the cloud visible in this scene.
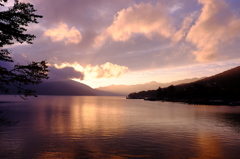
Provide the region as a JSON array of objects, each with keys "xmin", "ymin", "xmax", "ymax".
[
  {"xmin": 55, "ymin": 62, "xmax": 128, "ymax": 79},
  {"xmin": 48, "ymin": 66, "xmax": 84, "ymax": 81},
  {"xmin": 173, "ymin": 16, "xmax": 193, "ymax": 42},
  {"xmin": 6, "ymin": 0, "xmax": 240, "ymax": 88},
  {"xmin": 85, "ymin": 62, "xmax": 128, "ymax": 79},
  {"xmin": 44, "ymin": 23, "xmax": 82, "ymax": 44},
  {"xmin": 186, "ymin": 0, "xmax": 240, "ymax": 62},
  {"xmin": 94, "ymin": 3, "xmax": 175, "ymax": 47},
  {"xmin": 36, "ymin": 0, "xmax": 132, "ymax": 29},
  {"xmin": 169, "ymin": 3, "xmax": 183, "ymax": 13}
]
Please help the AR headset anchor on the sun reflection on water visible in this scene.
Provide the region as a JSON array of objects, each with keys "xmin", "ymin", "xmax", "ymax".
[{"xmin": 0, "ymin": 96, "xmax": 240, "ymax": 158}]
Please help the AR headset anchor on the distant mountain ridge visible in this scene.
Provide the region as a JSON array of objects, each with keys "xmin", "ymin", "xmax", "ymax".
[
  {"xmin": 174, "ymin": 66, "xmax": 240, "ymax": 91},
  {"xmin": 96, "ymin": 77, "xmax": 203, "ymax": 95},
  {"xmin": 29, "ymin": 80, "xmax": 96, "ymax": 96},
  {"xmin": 3, "ymin": 80, "xmax": 122, "ymax": 96},
  {"xmin": 194, "ymin": 66, "xmax": 240, "ymax": 87},
  {"xmin": 2, "ymin": 77, "xmax": 204, "ymax": 96},
  {"xmin": 32, "ymin": 80, "xmax": 125, "ymax": 96},
  {"xmin": 127, "ymin": 66, "xmax": 240, "ymax": 105}
]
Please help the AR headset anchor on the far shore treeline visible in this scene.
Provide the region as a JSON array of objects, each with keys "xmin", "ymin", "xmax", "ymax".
[{"xmin": 127, "ymin": 66, "xmax": 240, "ymax": 106}]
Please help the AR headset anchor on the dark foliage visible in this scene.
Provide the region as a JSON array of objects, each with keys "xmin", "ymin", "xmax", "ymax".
[
  {"xmin": 127, "ymin": 90, "xmax": 157, "ymax": 99},
  {"xmin": 0, "ymin": 0, "xmax": 48, "ymax": 99},
  {"xmin": 0, "ymin": 0, "xmax": 42, "ymax": 47},
  {"xmin": 127, "ymin": 66, "xmax": 240, "ymax": 105}
]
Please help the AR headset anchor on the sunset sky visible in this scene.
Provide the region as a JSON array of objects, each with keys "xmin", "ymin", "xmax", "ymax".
[{"xmin": 4, "ymin": 0, "xmax": 240, "ymax": 88}]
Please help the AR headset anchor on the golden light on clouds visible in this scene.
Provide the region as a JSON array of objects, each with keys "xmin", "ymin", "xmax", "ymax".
[
  {"xmin": 54, "ymin": 62, "xmax": 128, "ymax": 80},
  {"xmin": 108, "ymin": 3, "xmax": 174, "ymax": 41},
  {"xmin": 85, "ymin": 62, "xmax": 128, "ymax": 79},
  {"xmin": 92, "ymin": 0, "xmax": 240, "ymax": 63},
  {"xmin": 187, "ymin": 0, "xmax": 240, "ymax": 62},
  {"xmin": 44, "ymin": 22, "xmax": 82, "ymax": 44},
  {"xmin": 173, "ymin": 16, "xmax": 193, "ymax": 43},
  {"xmin": 94, "ymin": 3, "xmax": 175, "ymax": 47},
  {"xmin": 7, "ymin": 0, "xmax": 240, "ymax": 88}
]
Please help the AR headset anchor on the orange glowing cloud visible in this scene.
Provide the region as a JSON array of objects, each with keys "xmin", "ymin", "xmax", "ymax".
[
  {"xmin": 173, "ymin": 16, "xmax": 193, "ymax": 42},
  {"xmin": 44, "ymin": 23, "xmax": 82, "ymax": 44},
  {"xmin": 187, "ymin": 0, "xmax": 240, "ymax": 62},
  {"xmin": 85, "ymin": 62, "xmax": 128, "ymax": 79},
  {"xmin": 94, "ymin": 3, "xmax": 175, "ymax": 47},
  {"xmin": 54, "ymin": 62, "xmax": 128, "ymax": 80}
]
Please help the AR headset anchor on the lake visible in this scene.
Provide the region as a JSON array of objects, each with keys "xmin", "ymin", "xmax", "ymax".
[{"xmin": 0, "ymin": 95, "xmax": 240, "ymax": 159}]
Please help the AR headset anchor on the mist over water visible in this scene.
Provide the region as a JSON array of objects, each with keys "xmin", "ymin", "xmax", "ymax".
[{"xmin": 0, "ymin": 96, "xmax": 240, "ymax": 158}]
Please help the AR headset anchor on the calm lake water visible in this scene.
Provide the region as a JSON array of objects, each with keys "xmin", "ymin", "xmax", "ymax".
[{"xmin": 0, "ymin": 95, "xmax": 240, "ymax": 159}]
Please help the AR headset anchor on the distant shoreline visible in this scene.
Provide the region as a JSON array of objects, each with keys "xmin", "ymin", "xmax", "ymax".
[{"xmin": 138, "ymin": 97, "xmax": 240, "ymax": 106}]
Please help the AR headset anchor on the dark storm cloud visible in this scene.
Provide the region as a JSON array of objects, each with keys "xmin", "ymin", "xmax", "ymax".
[{"xmin": 48, "ymin": 66, "xmax": 84, "ymax": 81}]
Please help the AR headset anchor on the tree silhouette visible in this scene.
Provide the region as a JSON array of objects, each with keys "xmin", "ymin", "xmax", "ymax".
[
  {"xmin": 156, "ymin": 87, "xmax": 162, "ymax": 99},
  {"xmin": 0, "ymin": 0, "xmax": 48, "ymax": 99}
]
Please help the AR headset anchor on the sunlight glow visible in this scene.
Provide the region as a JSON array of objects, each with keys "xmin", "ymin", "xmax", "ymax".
[
  {"xmin": 73, "ymin": 58, "xmax": 240, "ymax": 88},
  {"xmin": 44, "ymin": 23, "xmax": 82, "ymax": 44}
]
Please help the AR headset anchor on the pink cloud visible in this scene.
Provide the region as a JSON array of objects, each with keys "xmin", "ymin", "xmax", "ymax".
[
  {"xmin": 85, "ymin": 62, "xmax": 129, "ymax": 79},
  {"xmin": 94, "ymin": 3, "xmax": 175, "ymax": 47},
  {"xmin": 54, "ymin": 62, "xmax": 128, "ymax": 79},
  {"xmin": 186, "ymin": 0, "xmax": 240, "ymax": 62},
  {"xmin": 173, "ymin": 16, "xmax": 193, "ymax": 42},
  {"xmin": 44, "ymin": 23, "xmax": 82, "ymax": 44}
]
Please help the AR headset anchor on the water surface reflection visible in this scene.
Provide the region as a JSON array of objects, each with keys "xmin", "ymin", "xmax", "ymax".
[{"xmin": 0, "ymin": 96, "xmax": 240, "ymax": 158}]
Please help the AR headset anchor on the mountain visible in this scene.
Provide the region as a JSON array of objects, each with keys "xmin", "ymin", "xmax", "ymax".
[
  {"xmin": 30, "ymin": 80, "xmax": 96, "ymax": 96},
  {"xmin": 96, "ymin": 77, "xmax": 202, "ymax": 95},
  {"xmin": 127, "ymin": 66, "xmax": 240, "ymax": 105},
  {"xmin": 3, "ymin": 80, "xmax": 121, "ymax": 96},
  {"xmin": 193, "ymin": 66, "xmax": 240, "ymax": 87}
]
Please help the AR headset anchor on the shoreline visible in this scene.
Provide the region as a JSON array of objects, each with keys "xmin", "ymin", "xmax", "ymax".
[{"xmin": 127, "ymin": 97, "xmax": 240, "ymax": 106}]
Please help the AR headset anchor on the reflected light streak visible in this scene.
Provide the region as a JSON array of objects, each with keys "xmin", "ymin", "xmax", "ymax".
[
  {"xmin": 37, "ymin": 151, "xmax": 75, "ymax": 159},
  {"xmin": 195, "ymin": 132, "xmax": 223, "ymax": 159},
  {"xmin": 35, "ymin": 97, "xmax": 126, "ymax": 138}
]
